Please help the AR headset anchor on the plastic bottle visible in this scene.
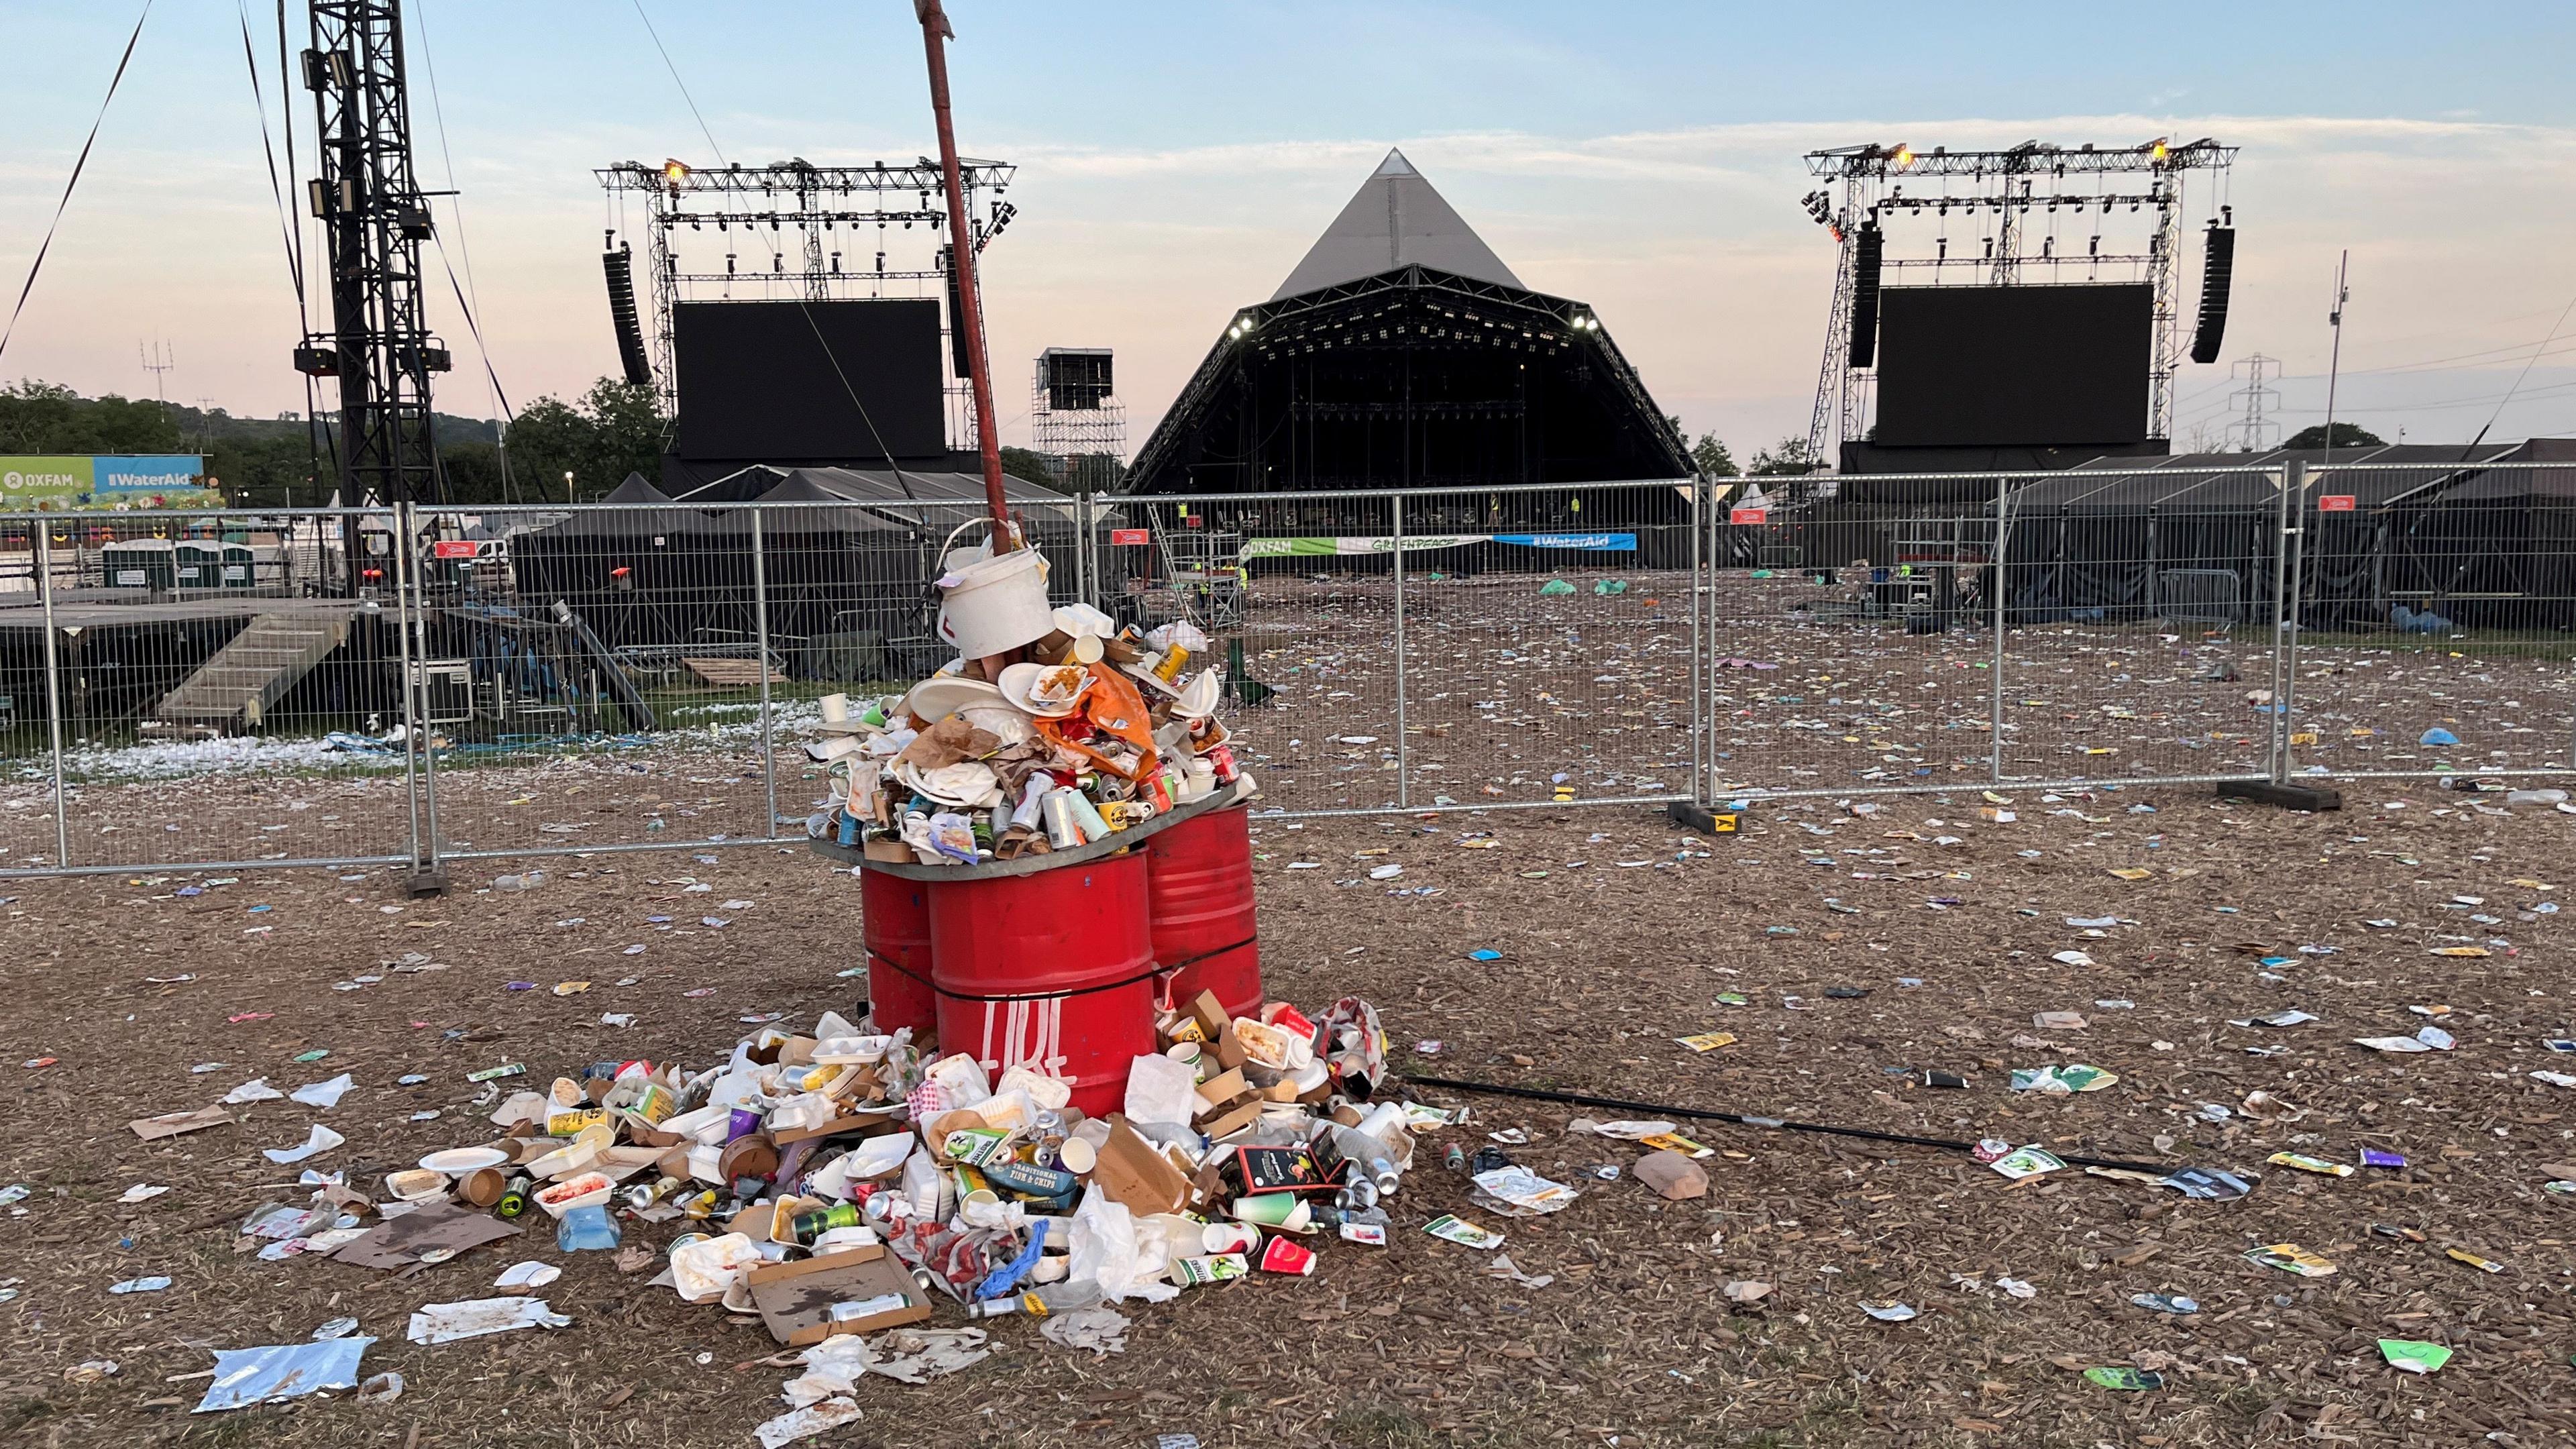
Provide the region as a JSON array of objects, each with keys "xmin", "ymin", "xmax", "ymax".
[{"xmin": 555, "ymin": 1203, "xmax": 621, "ymax": 1252}]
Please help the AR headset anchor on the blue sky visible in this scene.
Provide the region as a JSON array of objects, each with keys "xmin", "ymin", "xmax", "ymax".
[{"xmin": 5, "ymin": 1, "xmax": 2574, "ymax": 455}]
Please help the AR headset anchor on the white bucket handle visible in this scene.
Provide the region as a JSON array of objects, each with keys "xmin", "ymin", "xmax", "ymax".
[{"xmin": 938, "ymin": 513, "xmax": 1020, "ymax": 566}]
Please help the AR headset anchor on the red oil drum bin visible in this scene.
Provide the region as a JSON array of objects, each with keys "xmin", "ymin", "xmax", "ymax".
[
  {"xmin": 924, "ymin": 850, "xmax": 1161, "ymax": 1120},
  {"xmin": 1143, "ymin": 805, "xmax": 1264, "ymax": 1022},
  {"xmin": 859, "ymin": 869, "xmax": 938, "ymax": 1038}
]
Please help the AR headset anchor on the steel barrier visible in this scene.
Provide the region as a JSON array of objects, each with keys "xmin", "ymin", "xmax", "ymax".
[{"xmin": 5, "ymin": 463, "xmax": 2569, "ymax": 880}]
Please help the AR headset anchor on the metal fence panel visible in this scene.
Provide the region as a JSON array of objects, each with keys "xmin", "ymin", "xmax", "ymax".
[
  {"xmin": 48, "ymin": 460, "xmax": 2571, "ymax": 877},
  {"xmin": 2279, "ymin": 461, "xmax": 2576, "ymax": 781},
  {"xmin": 1113, "ymin": 482, "xmax": 1702, "ymax": 816},
  {"xmin": 0, "ymin": 506, "xmax": 420, "ymax": 878}
]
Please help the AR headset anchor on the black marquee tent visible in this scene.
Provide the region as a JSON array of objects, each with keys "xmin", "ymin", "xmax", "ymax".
[
  {"xmin": 1817, "ymin": 441, "xmax": 2576, "ymax": 629},
  {"xmin": 508, "ymin": 466, "xmax": 1096, "ymax": 672}
]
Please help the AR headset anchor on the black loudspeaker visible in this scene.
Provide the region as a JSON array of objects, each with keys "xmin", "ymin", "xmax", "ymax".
[
  {"xmin": 603, "ymin": 246, "xmax": 653, "ymax": 386},
  {"xmin": 1848, "ymin": 222, "xmax": 1884, "ymax": 368},
  {"xmin": 942, "ymin": 245, "xmax": 972, "ymax": 379},
  {"xmin": 2190, "ymin": 225, "xmax": 2235, "ymax": 364}
]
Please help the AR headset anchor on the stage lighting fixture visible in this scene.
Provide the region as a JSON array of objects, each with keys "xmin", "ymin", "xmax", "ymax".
[
  {"xmin": 2150, "ymin": 140, "xmax": 2169, "ymax": 162},
  {"xmin": 1893, "ymin": 144, "xmax": 1915, "ymax": 167}
]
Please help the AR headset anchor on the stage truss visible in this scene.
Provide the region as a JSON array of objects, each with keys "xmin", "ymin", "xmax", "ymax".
[
  {"xmin": 1801, "ymin": 138, "xmax": 2237, "ymax": 467},
  {"xmin": 597, "ymin": 157, "xmax": 1018, "ymax": 442}
]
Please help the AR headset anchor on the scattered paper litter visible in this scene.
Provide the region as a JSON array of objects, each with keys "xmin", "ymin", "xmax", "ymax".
[
  {"xmin": 221, "ymin": 1078, "xmax": 284, "ymax": 1105},
  {"xmin": 863, "ymin": 1327, "xmax": 991, "ymax": 1383},
  {"xmin": 1039, "ymin": 1305, "xmax": 1131, "ymax": 1356},
  {"xmin": 755, "ymin": 1398, "xmax": 863, "ymax": 1449},
  {"xmin": 494, "ymin": 1260, "xmax": 561, "ymax": 1290},
  {"xmin": 195, "ymin": 1338, "xmax": 372, "ymax": 1413},
  {"xmin": 1469, "ymin": 1165, "xmax": 1579, "ymax": 1217},
  {"xmin": 289, "ymin": 1073, "xmax": 354, "ymax": 1109},
  {"xmin": 1485, "ymin": 1254, "xmax": 1555, "ymax": 1290},
  {"xmin": 262, "ymin": 1124, "xmax": 346, "ymax": 1165},
  {"xmin": 404, "ymin": 1296, "xmax": 570, "ymax": 1345},
  {"xmin": 116, "ymin": 1183, "xmax": 171, "ymax": 1205},
  {"xmin": 127, "ymin": 1106, "xmax": 233, "ymax": 1140}
]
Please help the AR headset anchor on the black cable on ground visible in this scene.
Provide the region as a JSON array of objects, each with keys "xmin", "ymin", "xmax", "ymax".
[{"xmin": 1401, "ymin": 1073, "xmax": 2178, "ymax": 1178}]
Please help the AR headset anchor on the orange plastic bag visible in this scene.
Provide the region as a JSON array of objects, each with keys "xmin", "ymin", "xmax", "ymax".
[{"xmin": 1034, "ymin": 663, "xmax": 1162, "ymax": 781}]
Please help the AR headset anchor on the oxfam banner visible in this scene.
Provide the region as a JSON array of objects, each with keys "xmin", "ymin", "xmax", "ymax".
[{"xmin": 0, "ymin": 457, "xmax": 94, "ymax": 509}]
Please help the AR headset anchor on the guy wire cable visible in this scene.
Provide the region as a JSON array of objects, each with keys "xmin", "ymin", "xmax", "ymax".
[{"xmin": 1402, "ymin": 1073, "xmax": 2180, "ymax": 1178}]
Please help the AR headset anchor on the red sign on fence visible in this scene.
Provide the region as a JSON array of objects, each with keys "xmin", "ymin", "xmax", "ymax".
[
  {"xmin": 2317, "ymin": 494, "xmax": 2357, "ymax": 513},
  {"xmin": 1110, "ymin": 529, "xmax": 1151, "ymax": 546},
  {"xmin": 432, "ymin": 540, "xmax": 478, "ymax": 559},
  {"xmin": 1729, "ymin": 508, "xmax": 1768, "ymax": 526}
]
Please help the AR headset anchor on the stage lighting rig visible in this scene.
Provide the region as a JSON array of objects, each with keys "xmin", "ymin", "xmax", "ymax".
[
  {"xmin": 1796, "ymin": 136, "xmax": 2237, "ymax": 466},
  {"xmin": 598, "ymin": 155, "xmax": 1018, "ymax": 414}
]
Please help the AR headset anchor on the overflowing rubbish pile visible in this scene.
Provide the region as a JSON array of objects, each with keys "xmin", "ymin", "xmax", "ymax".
[
  {"xmin": 805, "ymin": 584, "xmax": 1246, "ymax": 865},
  {"xmin": 269, "ymin": 986, "xmax": 1446, "ymax": 1436}
]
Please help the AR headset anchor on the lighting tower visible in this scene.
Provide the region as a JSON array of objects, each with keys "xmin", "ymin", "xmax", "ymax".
[{"xmin": 293, "ymin": 0, "xmax": 451, "ymax": 506}]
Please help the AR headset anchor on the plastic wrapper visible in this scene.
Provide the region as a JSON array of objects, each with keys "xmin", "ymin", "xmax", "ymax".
[
  {"xmin": 1068, "ymin": 1185, "xmax": 1179, "ymax": 1305},
  {"xmin": 1122, "ymin": 1052, "xmax": 1200, "ymax": 1128}
]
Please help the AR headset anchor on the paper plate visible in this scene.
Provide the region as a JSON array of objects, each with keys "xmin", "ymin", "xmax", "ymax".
[
  {"xmin": 900, "ymin": 676, "xmax": 1006, "ymax": 725},
  {"xmin": 955, "ymin": 703, "xmax": 1036, "ymax": 749},
  {"xmin": 998, "ymin": 661, "xmax": 1092, "ymax": 719},
  {"xmin": 1171, "ymin": 667, "xmax": 1224, "ymax": 720},
  {"xmin": 896, "ymin": 758, "xmax": 1002, "ymax": 808},
  {"xmin": 419, "ymin": 1146, "xmax": 512, "ymax": 1176}
]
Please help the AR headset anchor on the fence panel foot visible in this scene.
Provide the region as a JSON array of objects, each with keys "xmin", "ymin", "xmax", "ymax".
[
  {"xmin": 1667, "ymin": 801, "xmax": 1739, "ymax": 834},
  {"xmin": 2216, "ymin": 780, "xmax": 2343, "ymax": 812}
]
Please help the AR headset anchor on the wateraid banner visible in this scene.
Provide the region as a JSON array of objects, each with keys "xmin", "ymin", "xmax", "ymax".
[
  {"xmin": 1239, "ymin": 532, "xmax": 1633, "ymax": 560},
  {"xmin": 1491, "ymin": 533, "xmax": 1635, "ymax": 551},
  {"xmin": 96, "ymin": 455, "xmax": 208, "ymax": 494}
]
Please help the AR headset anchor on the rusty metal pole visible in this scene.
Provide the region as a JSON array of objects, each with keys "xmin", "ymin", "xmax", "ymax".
[{"xmin": 915, "ymin": 0, "xmax": 1014, "ymax": 547}]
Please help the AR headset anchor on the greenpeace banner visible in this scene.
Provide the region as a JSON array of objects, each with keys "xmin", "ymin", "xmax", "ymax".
[
  {"xmin": 1238, "ymin": 535, "xmax": 1487, "ymax": 559},
  {"xmin": 1239, "ymin": 532, "xmax": 1634, "ymax": 561}
]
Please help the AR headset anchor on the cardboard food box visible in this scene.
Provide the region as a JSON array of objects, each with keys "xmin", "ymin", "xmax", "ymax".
[
  {"xmin": 1228, "ymin": 1144, "xmax": 1330, "ymax": 1195},
  {"xmin": 1212, "ymin": 1019, "xmax": 1250, "ymax": 1073},
  {"xmin": 771, "ymin": 1108, "xmax": 906, "ymax": 1148},
  {"xmin": 1193, "ymin": 1067, "xmax": 1264, "ymax": 1140},
  {"xmin": 745, "ymin": 1244, "xmax": 932, "ymax": 1347},
  {"xmin": 1189, "ymin": 989, "xmax": 1231, "ymax": 1042}
]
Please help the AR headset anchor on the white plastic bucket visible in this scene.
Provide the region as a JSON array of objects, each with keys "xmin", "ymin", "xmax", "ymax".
[{"xmin": 935, "ymin": 521, "xmax": 1053, "ymax": 657}]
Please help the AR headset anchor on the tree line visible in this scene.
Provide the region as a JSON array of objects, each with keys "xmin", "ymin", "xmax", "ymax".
[{"xmin": 3, "ymin": 376, "xmax": 1093, "ymax": 507}]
